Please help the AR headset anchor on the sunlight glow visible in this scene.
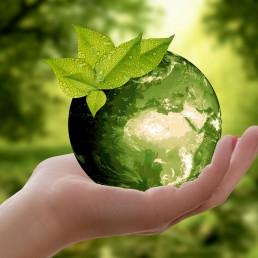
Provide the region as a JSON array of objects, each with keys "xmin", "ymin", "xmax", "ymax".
[{"xmin": 147, "ymin": 0, "xmax": 204, "ymax": 49}]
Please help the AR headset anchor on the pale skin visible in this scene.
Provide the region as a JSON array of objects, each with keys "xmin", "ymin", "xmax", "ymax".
[{"xmin": 0, "ymin": 126, "xmax": 258, "ymax": 258}]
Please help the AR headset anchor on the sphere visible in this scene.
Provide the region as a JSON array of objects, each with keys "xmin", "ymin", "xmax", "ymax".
[{"xmin": 68, "ymin": 52, "xmax": 221, "ymax": 191}]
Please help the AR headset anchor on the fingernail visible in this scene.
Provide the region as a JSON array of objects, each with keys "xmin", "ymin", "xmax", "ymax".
[{"xmin": 232, "ymin": 135, "xmax": 238, "ymax": 151}]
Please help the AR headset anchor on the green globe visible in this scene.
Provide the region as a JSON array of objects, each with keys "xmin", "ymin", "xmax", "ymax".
[{"xmin": 68, "ymin": 51, "xmax": 221, "ymax": 191}]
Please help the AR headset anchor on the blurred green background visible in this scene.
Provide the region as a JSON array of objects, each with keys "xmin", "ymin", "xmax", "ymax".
[{"xmin": 0, "ymin": 0, "xmax": 258, "ymax": 257}]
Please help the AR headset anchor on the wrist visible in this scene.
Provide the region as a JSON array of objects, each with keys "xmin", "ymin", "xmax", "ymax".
[{"xmin": 0, "ymin": 186, "xmax": 72, "ymax": 258}]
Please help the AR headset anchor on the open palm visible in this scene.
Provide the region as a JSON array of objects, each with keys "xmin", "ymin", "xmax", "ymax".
[{"xmin": 26, "ymin": 126, "xmax": 258, "ymax": 242}]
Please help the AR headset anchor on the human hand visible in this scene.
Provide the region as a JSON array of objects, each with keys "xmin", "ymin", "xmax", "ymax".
[{"xmin": 0, "ymin": 126, "xmax": 257, "ymax": 258}]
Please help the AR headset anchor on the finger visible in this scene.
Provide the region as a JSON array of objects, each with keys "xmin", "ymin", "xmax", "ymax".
[
  {"xmin": 202, "ymin": 126, "xmax": 258, "ymax": 206},
  {"xmin": 131, "ymin": 135, "xmax": 234, "ymax": 236},
  {"xmin": 230, "ymin": 126, "xmax": 258, "ymax": 173},
  {"xmin": 156, "ymin": 126, "xmax": 258, "ymax": 231},
  {"xmin": 167, "ymin": 134, "xmax": 233, "ymax": 217}
]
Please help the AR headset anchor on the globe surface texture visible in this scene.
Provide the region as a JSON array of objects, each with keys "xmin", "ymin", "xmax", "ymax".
[{"xmin": 68, "ymin": 52, "xmax": 222, "ymax": 191}]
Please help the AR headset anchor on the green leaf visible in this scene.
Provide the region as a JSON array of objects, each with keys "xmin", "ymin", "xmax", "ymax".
[
  {"xmin": 64, "ymin": 73, "xmax": 95, "ymax": 86},
  {"xmin": 46, "ymin": 58, "xmax": 97, "ymax": 98},
  {"xmin": 86, "ymin": 90, "xmax": 107, "ymax": 117},
  {"xmin": 132, "ymin": 35, "xmax": 174, "ymax": 78},
  {"xmin": 46, "ymin": 27, "xmax": 175, "ymax": 118},
  {"xmin": 74, "ymin": 25, "xmax": 115, "ymax": 67},
  {"xmin": 95, "ymin": 33, "xmax": 142, "ymax": 90}
]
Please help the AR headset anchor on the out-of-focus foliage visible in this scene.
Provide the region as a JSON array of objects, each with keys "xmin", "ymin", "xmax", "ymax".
[
  {"xmin": 0, "ymin": 0, "xmax": 157, "ymax": 141},
  {"xmin": 0, "ymin": 1, "xmax": 258, "ymax": 258},
  {"xmin": 204, "ymin": 0, "xmax": 258, "ymax": 79},
  {"xmin": 203, "ymin": 0, "xmax": 258, "ymax": 146}
]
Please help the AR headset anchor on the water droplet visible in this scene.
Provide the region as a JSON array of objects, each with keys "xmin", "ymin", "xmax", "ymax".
[
  {"xmin": 153, "ymin": 52, "xmax": 157, "ymax": 56},
  {"xmin": 96, "ymin": 51, "xmax": 100, "ymax": 56},
  {"xmin": 129, "ymin": 55, "xmax": 133, "ymax": 59}
]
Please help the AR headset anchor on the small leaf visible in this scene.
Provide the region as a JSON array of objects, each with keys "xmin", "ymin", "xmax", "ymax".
[
  {"xmin": 95, "ymin": 33, "xmax": 142, "ymax": 90},
  {"xmin": 74, "ymin": 25, "xmax": 115, "ymax": 67},
  {"xmin": 46, "ymin": 58, "xmax": 97, "ymax": 97},
  {"xmin": 132, "ymin": 35, "xmax": 174, "ymax": 78},
  {"xmin": 86, "ymin": 90, "xmax": 107, "ymax": 117}
]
